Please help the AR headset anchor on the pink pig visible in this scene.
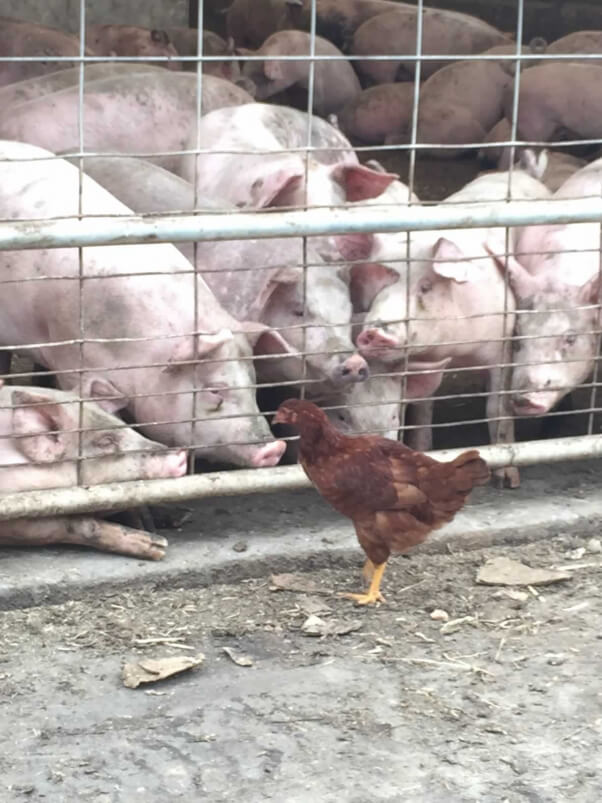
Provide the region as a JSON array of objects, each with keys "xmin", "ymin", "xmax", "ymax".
[
  {"xmin": 0, "ymin": 384, "xmax": 187, "ymax": 559},
  {"xmin": 85, "ymin": 24, "xmax": 182, "ymax": 70},
  {"xmin": 180, "ymin": 102, "xmax": 397, "ymax": 210},
  {"xmin": 241, "ymin": 30, "xmax": 360, "ymax": 117},
  {"xmin": 354, "ymin": 169, "xmax": 551, "ymax": 487}
]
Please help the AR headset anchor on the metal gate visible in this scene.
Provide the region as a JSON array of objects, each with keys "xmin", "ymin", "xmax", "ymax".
[{"xmin": 1, "ymin": 0, "xmax": 602, "ymax": 523}]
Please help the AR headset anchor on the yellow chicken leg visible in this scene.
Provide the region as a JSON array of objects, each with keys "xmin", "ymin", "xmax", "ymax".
[
  {"xmin": 342, "ymin": 561, "xmax": 387, "ymax": 605},
  {"xmin": 362, "ymin": 559, "xmax": 375, "ymax": 584}
]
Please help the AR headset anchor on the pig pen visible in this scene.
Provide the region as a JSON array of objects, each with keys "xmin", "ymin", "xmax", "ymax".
[
  {"xmin": 1, "ymin": 4, "xmax": 602, "ymax": 550},
  {"xmin": 2, "ymin": 2, "xmax": 602, "ymax": 801}
]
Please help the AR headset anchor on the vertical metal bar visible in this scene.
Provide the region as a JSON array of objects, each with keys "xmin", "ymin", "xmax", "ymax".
[
  {"xmin": 587, "ymin": 194, "xmax": 602, "ymax": 435},
  {"xmin": 401, "ymin": 0, "xmax": 424, "ymax": 442},
  {"xmin": 300, "ymin": 0, "xmax": 318, "ymax": 402},
  {"xmin": 76, "ymin": 0, "xmax": 87, "ymax": 486},
  {"xmin": 497, "ymin": 0, "xmax": 525, "ymax": 451},
  {"xmin": 189, "ymin": 0, "xmax": 205, "ymax": 470}
]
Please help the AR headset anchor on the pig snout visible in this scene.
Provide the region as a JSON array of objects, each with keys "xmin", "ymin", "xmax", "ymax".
[
  {"xmin": 356, "ymin": 328, "xmax": 401, "ymax": 361},
  {"xmin": 250, "ymin": 439, "xmax": 286, "ymax": 468},
  {"xmin": 511, "ymin": 385, "xmax": 558, "ymax": 416},
  {"xmin": 333, "ymin": 353, "xmax": 369, "ymax": 384},
  {"xmin": 149, "ymin": 448, "xmax": 189, "ymax": 478},
  {"xmin": 511, "ymin": 374, "xmax": 560, "ymax": 416}
]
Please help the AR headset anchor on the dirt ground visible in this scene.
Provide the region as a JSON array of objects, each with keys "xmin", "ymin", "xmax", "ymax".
[{"xmin": 1, "ymin": 533, "xmax": 601, "ymax": 802}]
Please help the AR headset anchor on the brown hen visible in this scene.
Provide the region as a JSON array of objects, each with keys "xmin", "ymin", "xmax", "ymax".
[{"xmin": 274, "ymin": 398, "xmax": 491, "ymax": 605}]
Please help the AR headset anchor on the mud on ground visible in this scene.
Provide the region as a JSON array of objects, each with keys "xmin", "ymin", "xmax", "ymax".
[{"xmin": 1, "ymin": 534, "xmax": 601, "ymax": 802}]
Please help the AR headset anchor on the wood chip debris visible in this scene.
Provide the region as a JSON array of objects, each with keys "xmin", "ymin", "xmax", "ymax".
[
  {"xmin": 301, "ymin": 614, "xmax": 362, "ymax": 637},
  {"xmin": 122, "ymin": 653, "xmax": 204, "ymax": 689},
  {"xmin": 492, "ymin": 589, "xmax": 529, "ymax": 602},
  {"xmin": 440, "ymin": 616, "xmax": 476, "ymax": 635},
  {"xmin": 222, "ymin": 647, "xmax": 254, "ymax": 667},
  {"xmin": 430, "ymin": 609, "xmax": 449, "ymax": 622},
  {"xmin": 476, "ymin": 557, "xmax": 571, "ymax": 587}
]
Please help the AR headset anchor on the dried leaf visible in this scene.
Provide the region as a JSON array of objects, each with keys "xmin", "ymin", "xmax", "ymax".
[
  {"xmin": 477, "ymin": 557, "xmax": 570, "ymax": 587},
  {"xmin": 122, "ymin": 653, "xmax": 204, "ymax": 689},
  {"xmin": 222, "ymin": 647, "xmax": 254, "ymax": 667},
  {"xmin": 301, "ymin": 615, "xmax": 362, "ymax": 637},
  {"xmin": 269, "ymin": 573, "xmax": 325, "ymax": 594},
  {"xmin": 300, "ymin": 598, "xmax": 333, "ymax": 616}
]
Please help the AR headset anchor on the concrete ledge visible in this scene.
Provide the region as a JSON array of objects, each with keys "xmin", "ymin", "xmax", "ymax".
[{"xmin": 0, "ymin": 458, "xmax": 600, "ymax": 610}]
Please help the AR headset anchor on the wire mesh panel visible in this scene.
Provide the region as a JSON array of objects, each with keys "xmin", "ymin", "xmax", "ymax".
[{"xmin": 1, "ymin": 0, "xmax": 602, "ymax": 545}]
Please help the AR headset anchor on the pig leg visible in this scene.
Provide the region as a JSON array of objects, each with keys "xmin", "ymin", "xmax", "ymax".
[
  {"xmin": 405, "ymin": 399, "xmax": 435, "ymax": 451},
  {"xmin": 487, "ymin": 365, "xmax": 519, "ymax": 489},
  {"xmin": 0, "ymin": 516, "xmax": 168, "ymax": 560}
]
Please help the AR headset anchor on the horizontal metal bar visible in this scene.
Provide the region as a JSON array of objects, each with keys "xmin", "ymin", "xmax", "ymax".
[
  {"xmin": 2, "ymin": 434, "xmax": 602, "ymax": 521},
  {"xmin": 1, "ymin": 52, "xmax": 600, "ymax": 64},
  {"xmin": 2, "ymin": 197, "xmax": 602, "ymax": 251}
]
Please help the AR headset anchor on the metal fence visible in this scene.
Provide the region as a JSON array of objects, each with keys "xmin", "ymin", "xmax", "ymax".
[{"xmin": 2, "ymin": 0, "xmax": 602, "ymax": 524}]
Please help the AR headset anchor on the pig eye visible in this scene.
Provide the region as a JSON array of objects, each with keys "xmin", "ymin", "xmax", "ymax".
[
  {"xmin": 205, "ymin": 388, "xmax": 225, "ymax": 410},
  {"xmin": 94, "ymin": 434, "xmax": 117, "ymax": 451},
  {"xmin": 419, "ymin": 279, "xmax": 432, "ymax": 294},
  {"xmin": 293, "ymin": 308, "xmax": 305, "ymax": 318},
  {"xmin": 564, "ymin": 331, "xmax": 577, "ymax": 346}
]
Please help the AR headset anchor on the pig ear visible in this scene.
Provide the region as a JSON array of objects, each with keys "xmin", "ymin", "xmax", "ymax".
[
  {"xmin": 252, "ymin": 268, "xmax": 301, "ymax": 315},
  {"xmin": 151, "ymin": 29, "xmax": 170, "ymax": 46},
  {"xmin": 578, "ymin": 274, "xmax": 601, "ymax": 307},
  {"xmin": 83, "ymin": 376, "xmax": 129, "ymax": 413},
  {"xmin": 240, "ymin": 322, "xmax": 296, "ymax": 355},
  {"xmin": 264, "ymin": 60, "xmax": 284, "ymax": 81},
  {"xmin": 163, "ymin": 329, "xmax": 234, "ymax": 374},
  {"xmin": 330, "ymin": 164, "xmax": 399, "ymax": 202},
  {"xmin": 197, "ymin": 328, "xmax": 234, "ymax": 358},
  {"xmin": 431, "ymin": 238, "xmax": 474, "ymax": 283},
  {"xmin": 253, "ymin": 168, "xmax": 304, "ymax": 208},
  {"xmin": 334, "ymin": 232, "xmax": 375, "ymax": 263},
  {"xmin": 235, "ymin": 46, "xmax": 255, "ymax": 56},
  {"xmin": 404, "ymin": 358, "xmax": 452, "ymax": 400},
  {"xmin": 483, "ymin": 242, "xmax": 540, "ymax": 299},
  {"xmin": 350, "ymin": 263, "xmax": 400, "ymax": 312},
  {"xmin": 11, "ymin": 390, "xmax": 68, "ymax": 464},
  {"xmin": 226, "ymin": 36, "xmax": 236, "ymax": 54}
]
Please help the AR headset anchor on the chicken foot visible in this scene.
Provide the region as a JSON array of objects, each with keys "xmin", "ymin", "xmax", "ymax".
[{"xmin": 342, "ymin": 560, "xmax": 387, "ymax": 605}]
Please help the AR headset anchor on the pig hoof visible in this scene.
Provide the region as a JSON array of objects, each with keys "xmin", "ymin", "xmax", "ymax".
[
  {"xmin": 146, "ymin": 533, "xmax": 169, "ymax": 560},
  {"xmin": 493, "ymin": 466, "xmax": 520, "ymax": 489},
  {"xmin": 117, "ymin": 529, "xmax": 168, "ymax": 560}
]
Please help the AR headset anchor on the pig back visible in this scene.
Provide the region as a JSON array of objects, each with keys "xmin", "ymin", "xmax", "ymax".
[
  {"xmin": 0, "ymin": 63, "xmax": 165, "ymax": 109},
  {"xmin": 0, "ymin": 17, "xmax": 87, "ymax": 87},
  {"xmin": 0, "ymin": 73, "xmax": 254, "ymax": 173}
]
